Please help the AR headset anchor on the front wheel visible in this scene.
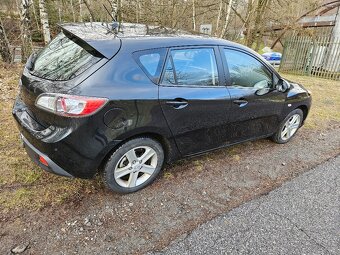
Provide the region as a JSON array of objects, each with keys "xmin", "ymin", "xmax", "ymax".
[
  {"xmin": 103, "ymin": 137, "xmax": 164, "ymax": 193},
  {"xmin": 271, "ymin": 109, "xmax": 303, "ymax": 144}
]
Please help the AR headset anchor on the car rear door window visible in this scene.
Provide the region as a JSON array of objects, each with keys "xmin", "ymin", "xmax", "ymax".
[
  {"xmin": 133, "ymin": 48, "xmax": 166, "ymax": 83},
  {"xmin": 162, "ymin": 48, "xmax": 219, "ymax": 86},
  {"xmin": 224, "ymin": 49, "xmax": 272, "ymax": 89}
]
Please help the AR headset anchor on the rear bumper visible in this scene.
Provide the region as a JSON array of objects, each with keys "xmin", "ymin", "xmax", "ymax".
[{"xmin": 21, "ymin": 134, "xmax": 74, "ymax": 177}]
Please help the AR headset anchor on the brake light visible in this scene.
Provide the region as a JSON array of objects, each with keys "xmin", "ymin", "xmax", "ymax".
[{"xmin": 35, "ymin": 93, "xmax": 108, "ymax": 117}]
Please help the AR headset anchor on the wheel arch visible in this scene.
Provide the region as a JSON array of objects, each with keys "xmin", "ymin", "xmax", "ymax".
[
  {"xmin": 97, "ymin": 131, "xmax": 179, "ymax": 173},
  {"xmin": 295, "ymin": 104, "xmax": 309, "ymax": 122}
]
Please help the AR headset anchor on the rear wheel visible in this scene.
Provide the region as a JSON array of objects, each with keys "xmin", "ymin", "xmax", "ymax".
[
  {"xmin": 103, "ymin": 137, "xmax": 164, "ymax": 193},
  {"xmin": 272, "ymin": 109, "xmax": 303, "ymax": 144}
]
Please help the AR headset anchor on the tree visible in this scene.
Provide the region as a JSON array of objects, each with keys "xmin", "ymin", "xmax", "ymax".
[
  {"xmin": 220, "ymin": 0, "xmax": 233, "ymax": 38},
  {"xmin": 39, "ymin": 0, "xmax": 51, "ymax": 44},
  {"xmin": 17, "ymin": 0, "xmax": 33, "ymax": 62},
  {"xmin": 0, "ymin": 16, "xmax": 12, "ymax": 63}
]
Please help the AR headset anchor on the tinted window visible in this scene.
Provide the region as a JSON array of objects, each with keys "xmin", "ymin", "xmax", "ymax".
[
  {"xmin": 31, "ymin": 33, "xmax": 102, "ymax": 81},
  {"xmin": 224, "ymin": 49, "xmax": 272, "ymax": 88},
  {"xmin": 139, "ymin": 53, "xmax": 160, "ymax": 76},
  {"xmin": 133, "ymin": 48, "xmax": 166, "ymax": 83},
  {"xmin": 162, "ymin": 48, "xmax": 219, "ymax": 86}
]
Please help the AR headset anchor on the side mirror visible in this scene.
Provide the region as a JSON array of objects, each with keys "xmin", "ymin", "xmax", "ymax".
[
  {"xmin": 277, "ymin": 79, "xmax": 290, "ymax": 92},
  {"xmin": 255, "ymin": 87, "xmax": 271, "ymax": 96}
]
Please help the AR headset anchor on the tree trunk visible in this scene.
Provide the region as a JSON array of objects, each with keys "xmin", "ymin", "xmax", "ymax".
[
  {"xmin": 83, "ymin": 0, "xmax": 95, "ymax": 22},
  {"xmin": 245, "ymin": 0, "xmax": 255, "ymax": 47},
  {"xmin": 246, "ymin": 0, "xmax": 269, "ymax": 49},
  {"xmin": 112, "ymin": 0, "xmax": 118, "ymax": 21},
  {"xmin": 215, "ymin": 0, "xmax": 223, "ymax": 36},
  {"xmin": 192, "ymin": 0, "xmax": 196, "ymax": 31},
  {"xmin": 17, "ymin": 0, "xmax": 33, "ymax": 62},
  {"xmin": 0, "ymin": 16, "xmax": 12, "ymax": 63},
  {"xmin": 136, "ymin": 0, "xmax": 140, "ymax": 23},
  {"xmin": 70, "ymin": 0, "xmax": 76, "ymax": 22},
  {"xmin": 58, "ymin": 0, "xmax": 62, "ymax": 23},
  {"xmin": 79, "ymin": 0, "xmax": 83, "ymax": 22},
  {"xmin": 220, "ymin": 0, "xmax": 233, "ymax": 38},
  {"xmin": 38, "ymin": 0, "xmax": 51, "ymax": 45},
  {"xmin": 31, "ymin": 0, "xmax": 40, "ymax": 31}
]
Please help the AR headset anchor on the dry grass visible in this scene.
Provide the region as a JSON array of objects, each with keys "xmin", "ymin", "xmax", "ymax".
[
  {"xmin": 0, "ymin": 63, "xmax": 339, "ymax": 212},
  {"xmin": 281, "ymin": 73, "xmax": 340, "ymax": 129},
  {"xmin": 0, "ymin": 64, "xmax": 101, "ymax": 212}
]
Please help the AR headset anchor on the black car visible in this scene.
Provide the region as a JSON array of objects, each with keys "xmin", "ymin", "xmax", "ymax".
[{"xmin": 13, "ymin": 23, "xmax": 312, "ymax": 193}]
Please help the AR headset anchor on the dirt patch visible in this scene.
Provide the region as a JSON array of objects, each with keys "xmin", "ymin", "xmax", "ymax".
[{"xmin": 0, "ymin": 65, "xmax": 339, "ymax": 254}]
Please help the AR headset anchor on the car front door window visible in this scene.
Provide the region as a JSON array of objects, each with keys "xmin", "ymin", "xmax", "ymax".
[{"xmin": 224, "ymin": 49, "xmax": 272, "ymax": 88}]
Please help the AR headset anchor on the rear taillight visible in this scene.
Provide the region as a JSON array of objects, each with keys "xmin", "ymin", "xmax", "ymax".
[{"xmin": 35, "ymin": 93, "xmax": 108, "ymax": 117}]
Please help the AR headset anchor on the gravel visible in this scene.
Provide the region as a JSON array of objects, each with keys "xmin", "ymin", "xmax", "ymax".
[{"xmin": 152, "ymin": 155, "xmax": 340, "ymax": 255}]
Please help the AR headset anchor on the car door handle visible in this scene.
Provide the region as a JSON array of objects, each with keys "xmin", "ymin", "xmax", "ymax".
[
  {"xmin": 166, "ymin": 99, "xmax": 188, "ymax": 109},
  {"xmin": 233, "ymin": 99, "xmax": 248, "ymax": 107}
]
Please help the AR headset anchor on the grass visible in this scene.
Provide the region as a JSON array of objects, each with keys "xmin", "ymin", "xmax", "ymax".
[
  {"xmin": 281, "ymin": 73, "xmax": 340, "ymax": 129},
  {"xmin": 0, "ymin": 63, "xmax": 339, "ymax": 212},
  {"xmin": 0, "ymin": 63, "xmax": 101, "ymax": 212}
]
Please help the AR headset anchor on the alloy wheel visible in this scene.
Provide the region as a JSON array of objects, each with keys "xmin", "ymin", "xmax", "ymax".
[
  {"xmin": 114, "ymin": 146, "xmax": 158, "ymax": 188},
  {"xmin": 280, "ymin": 114, "xmax": 301, "ymax": 141}
]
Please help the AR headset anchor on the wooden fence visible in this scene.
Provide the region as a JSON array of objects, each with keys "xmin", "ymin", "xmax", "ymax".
[{"xmin": 279, "ymin": 36, "xmax": 340, "ymax": 80}]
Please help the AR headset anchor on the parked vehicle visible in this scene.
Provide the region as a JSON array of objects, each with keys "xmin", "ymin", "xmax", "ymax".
[
  {"xmin": 13, "ymin": 23, "xmax": 312, "ymax": 193},
  {"xmin": 261, "ymin": 52, "xmax": 282, "ymax": 67}
]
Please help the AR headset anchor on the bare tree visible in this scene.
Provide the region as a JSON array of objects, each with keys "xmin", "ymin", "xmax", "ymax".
[
  {"xmin": 17, "ymin": 0, "xmax": 33, "ymax": 62},
  {"xmin": 0, "ymin": 16, "xmax": 12, "ymax": 63},
  {"xmin": 79, "ymin": 0, "xmax": 83, "ymax": 22},
  {"xmin": 70, "ymin": 0, "xmax": 76, "ymax": 22},
  {"xmin": 31, "ymin": 0, "xmax": 41, "ymax": 30},
  {"xmin": 220, "ymin": 0, "xmax": 233, "ymax": 38},
  {"xmin": 192, "ymin": 0, "xmax": 196, "ymax": 31},
  {"xmin": 83, "ymin": 0, "xmax": 95, "ymax": 21},
  {"xmin": 39, "ymin": 0, "xmax": 51, "ymax": 44},
  {"xmin": 111, "ymin": 0, "xmax": 118, "ymax": 21},
  {"xmin": 215, "ymin": 0, "xmax": 223, "ymax": 35}
]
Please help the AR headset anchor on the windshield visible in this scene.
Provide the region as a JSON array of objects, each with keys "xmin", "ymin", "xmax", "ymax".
[{"xmin": 30, "ymin": 33, "xmax": 102, "ymax": 81}]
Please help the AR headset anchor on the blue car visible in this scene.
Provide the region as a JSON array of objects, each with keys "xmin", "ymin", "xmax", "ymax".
[{"xmin": 262, "ymin": 52, "xmax": 282, "ymax": 66}]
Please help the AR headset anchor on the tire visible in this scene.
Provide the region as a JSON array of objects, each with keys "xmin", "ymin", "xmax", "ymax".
[
  {"xmin": 103, "ymin": 137, "xmax": 164, "ymax": 193},
  {"xmin": 271, "ymin": 109, "xmax": 303, "ymax": 144}
]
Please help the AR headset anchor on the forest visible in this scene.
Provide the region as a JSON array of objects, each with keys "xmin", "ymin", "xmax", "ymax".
[{"xmin": 0, "ymin": 0, "xmax": 327, "ymax": 63}]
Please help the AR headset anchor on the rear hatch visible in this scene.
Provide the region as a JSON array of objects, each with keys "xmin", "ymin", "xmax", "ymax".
[{"xmin": 17, "ymin": 23, "xmax": 121, "ymax": 128}]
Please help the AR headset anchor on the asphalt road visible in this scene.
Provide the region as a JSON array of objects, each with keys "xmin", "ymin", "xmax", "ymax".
[{"xmin": 152, "ymin": 155, "xmax": 340, "ymax": 255}]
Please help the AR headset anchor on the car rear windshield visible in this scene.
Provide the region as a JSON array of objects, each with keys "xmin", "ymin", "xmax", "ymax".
[{"xmin": 30, "ymin": 33, "xmax": 102, "ymax": 81}]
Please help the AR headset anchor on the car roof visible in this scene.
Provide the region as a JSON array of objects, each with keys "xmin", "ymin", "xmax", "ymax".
[{"xmin": 60, "ymin": 22, "xmax": 250, "ymax": 55}]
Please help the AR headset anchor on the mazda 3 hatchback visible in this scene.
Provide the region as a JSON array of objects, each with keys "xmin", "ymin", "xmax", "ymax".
[{"xmin": 13, "ymin": 23, "xmax": 311, "ymax": 193}]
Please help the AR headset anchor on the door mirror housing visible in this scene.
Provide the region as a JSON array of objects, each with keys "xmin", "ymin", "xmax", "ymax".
[
  {"xmin": 276, "ymin": 78, "xmax": 290, "ymax": 92},
  {"xmin": 255, "ymin": 87, "xmax": 270, "ymax": 96}
]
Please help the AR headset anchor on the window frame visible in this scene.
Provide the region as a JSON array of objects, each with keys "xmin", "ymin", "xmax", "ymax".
[
  {"xmin": 220, "ymin": 46, "xmax": 278, "ymax": 89},
  {"xmin": 132, "ymin": 48, "xmax": 167, "ymax": 84},
  {"xmin": 159, "ymin": 46, "xmax": 225, "ymax": 88}
]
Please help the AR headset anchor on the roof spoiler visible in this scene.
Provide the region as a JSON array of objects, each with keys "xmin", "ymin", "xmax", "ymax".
[{"xmin": 59, "ymin": 23, "xmax": 121, "ymax": 59}]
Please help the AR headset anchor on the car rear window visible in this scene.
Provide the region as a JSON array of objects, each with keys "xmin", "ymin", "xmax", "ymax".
[
  {"xmin": 30, "ymin": 33, "xmax": 102, "ymax": 81},
  {"xmin": 133, "ymin": 48, "xmax": 166, "ymax": 83}
]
